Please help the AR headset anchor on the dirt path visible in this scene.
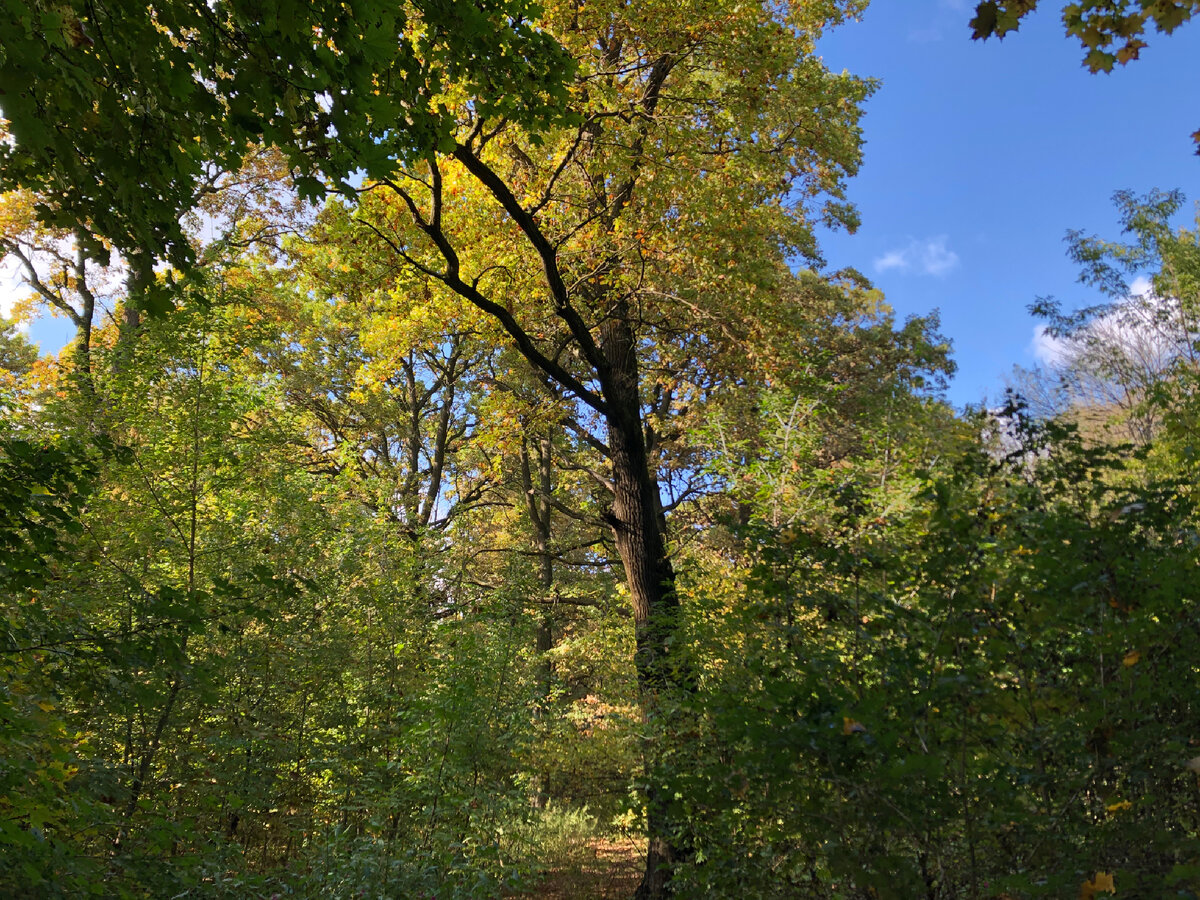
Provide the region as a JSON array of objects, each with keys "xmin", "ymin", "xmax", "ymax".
[{"xmin": 507, "ymin": 837, "xmax": 645, "ymax": 899}]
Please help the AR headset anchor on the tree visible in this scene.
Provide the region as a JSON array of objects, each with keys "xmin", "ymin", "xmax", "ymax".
[
  {"xmin": 1012, "ymin": 291, "xmax": 1187, "ymax": 443},
  {"xmin": 0, "ymin": 0, "xmax": 575, "ymax": 291},
  {"xmin": 1017, "ymin": 189, "xmax": 1200, "ymax": 445},
  {"xmin": 969, "ymin": 1, "xmax": 1200, "ymax": 150},
  {"xmin": 325, "ymin": 0, "xmax": 872, "ymax": 891},
  {"xmin": 0, "ymin": 189, "xmax": 129, "ymax": 379},
  {"xmin": 0, "ymin": 430, "xmax": 102, "ymax": 896},
  {"xmin": 0, "ymin": 317, "xmax": 36, "ymax": 377}
]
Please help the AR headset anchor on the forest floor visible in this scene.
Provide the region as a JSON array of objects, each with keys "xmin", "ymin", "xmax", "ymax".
[{"xmin": 507, "ymin": 836, "xmax": 645, "ymax": 899}]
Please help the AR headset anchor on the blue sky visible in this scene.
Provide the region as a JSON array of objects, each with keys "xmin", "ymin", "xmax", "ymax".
[{"xmin": 813, "ymin": 0, "xmax": 1200, "ymax": 407}]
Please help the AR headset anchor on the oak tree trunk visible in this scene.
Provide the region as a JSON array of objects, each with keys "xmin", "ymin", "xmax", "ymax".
[{"xmin": 601, "ymin": 310, "xmax": 685, "ymax": 899}]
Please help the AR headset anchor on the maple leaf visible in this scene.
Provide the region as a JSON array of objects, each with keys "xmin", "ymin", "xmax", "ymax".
[
  {"xmin": 1084, "ymin": 48, "xmax": 1118, "ymax": 72},
  {"xmin": 1154, "ymin": 3, "xmax": 1191, "ymax": 33},
  {"xmin": 970, "ymin": 1, "xmax": 1001, "ymax": 39},
  {"xmin": 1116, "ymin": 39, "xmax": 1148, "ymax": 64},
  {"xmin": 971, "ymin": 0, "xmax": 1038, "ymax": 38}
]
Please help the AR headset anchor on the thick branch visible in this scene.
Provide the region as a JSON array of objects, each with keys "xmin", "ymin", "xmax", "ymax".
[
  {"xmin": 371, "ymin": 178, "xmax": 608, "ymax": 415},
  {"xmin": 4, "ymin": 242, "xmax": 84, "ymax": 329},
  {"xmin": 451, "ymin": 144, "xmax": 610, "ymax": 380}
]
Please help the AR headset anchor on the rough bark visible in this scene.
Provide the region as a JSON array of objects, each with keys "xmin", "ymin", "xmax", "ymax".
[{"xmin": 601, "ymin": 307, "xmax": 685, "ymax": 898}]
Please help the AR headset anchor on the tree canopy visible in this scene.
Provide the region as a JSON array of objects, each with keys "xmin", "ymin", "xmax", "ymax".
[{"xmin": 0, "ymin": 0, "xmax": 575, "ymax": 275}]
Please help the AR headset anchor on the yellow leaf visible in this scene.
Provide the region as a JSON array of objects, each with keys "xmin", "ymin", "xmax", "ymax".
[
  {"xmin": 1122, "ymin": 650, "xmax": 1141, "ymax": 667},
  {"xmin": 37, "ymin": 700, "xmax": 55, "ymax": 712},
  {"xmin": 1080, "ymin": 871, "xmax": 1115, "ymax": 899},
  {"xmin": 1105, "ymin": 800, "xmax": 1132, "ymax": 814}
]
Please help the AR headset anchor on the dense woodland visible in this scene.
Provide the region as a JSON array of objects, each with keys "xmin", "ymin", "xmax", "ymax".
[{"xmin": 3, "ymin": 0, "xmax": 1200, "ymax": 898}]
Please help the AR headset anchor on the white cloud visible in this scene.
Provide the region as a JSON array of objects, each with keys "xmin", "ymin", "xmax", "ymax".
[
  {"xmin": 874, "ymin": 236, "xmax": 960, "ymax": 277},
  {"xmin": 1129, "ymin": 275, "xmax": 1154, "ymax": 298},
  {"xmin": 874, "ymin": 249, "xmax": 909, "ymax": 271},
  {"xmin": 1030, "ymin": 279, "xmax": 1180, "ymax": 369},
  {"xmin": 1030, "ymin": 324, "xmax": 1069, "ymax": 366}
]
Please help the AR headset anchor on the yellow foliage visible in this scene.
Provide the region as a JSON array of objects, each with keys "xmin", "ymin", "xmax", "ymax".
[
  {"xmin": 1079, "ymin": 871, "xmax": 1115, "ymax": 899},
  {"xmin": 0, "ymin": 189, "xmax": 38, "ymax": 239}
]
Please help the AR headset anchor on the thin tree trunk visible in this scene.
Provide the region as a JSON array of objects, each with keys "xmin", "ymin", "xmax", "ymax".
[
  {"xmin": 525, "ymin": 434, "xmax": 556, "ymax": 808},
  {"xmin": 521, "ymin": 433, "xmax": 556, "ymax": 699}
]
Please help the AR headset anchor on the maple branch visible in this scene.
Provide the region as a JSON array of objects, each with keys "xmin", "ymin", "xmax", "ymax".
[{"xmin": 529, "ymin": 120, "xmax": 593, "ymax": 216}]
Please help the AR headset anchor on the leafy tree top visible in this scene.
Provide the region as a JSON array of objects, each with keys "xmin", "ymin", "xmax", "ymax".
[{"xmin": 0, "ymin": 0, "xmax": 576, "ymax": 273}]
